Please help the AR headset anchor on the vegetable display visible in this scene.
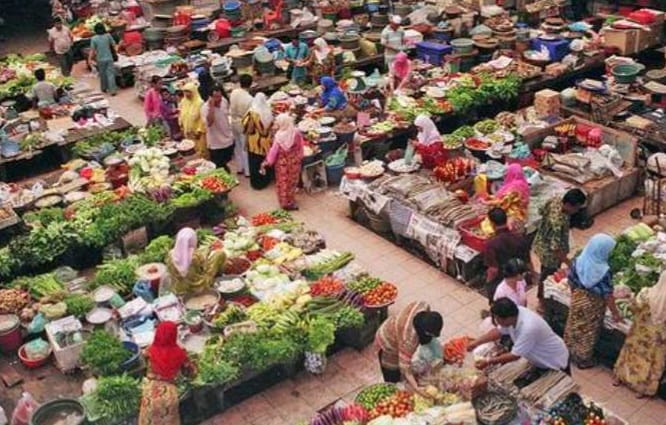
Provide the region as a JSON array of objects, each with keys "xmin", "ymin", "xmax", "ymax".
[
  {"xmin": 362, "ymin": 282, "xmax": 398, "ymax": 306},
  {"xmin": 80, "ymin": 330, "xmax": 133, "ymax": 376},
  {"xmin": 443, "ymin": 336, "xmax": 472, "ymax": 364},
  {"xmin": 356, "ymin": 384, "xmax": 398, "ymax": 410},
  {"xmin": 64, "ymin": 293, "xmax": 95, "ymax": 317},
  {"xmin": 82, "ymin": 374, "xmax": 141, "ymax": 423}
]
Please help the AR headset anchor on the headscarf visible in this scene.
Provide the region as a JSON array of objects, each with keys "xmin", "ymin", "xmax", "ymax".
[
  {"xmin": 496, "ymin": 163, "xmax": 530, "ymax": 202},
  {"xmin": 575, "ymin": 233, "xmax": 616, "ymax": 289},
  {"xmin": 250, "ymin": 92, "xmax": 273, "ymax": 128},
  {"xmin": 391, "ymin": 15, "xmax": 402, "ymax": 25},
  {"xmin": 179, "ymin": 82, "xmax": 203, "ymax": 134},
  {"xmin": 392, "ymin": 52, "xmax": 411, "ymax": 81},
  {"xmin": 320, "ymin": 76, "xmax": 347, "ymax": 110},
  {"xmin": 147, "ymin": 321, "xmax": 188, "ymax": 380},
  {"xmin": 170, "ymin": 227, "xmax": 197, "ymax": 277},
  {"xmin": 644, "ymin": 270, "xmax": 666, "ymax": 325},
  {"xmin": 313, "ymin": 38, "xmax": 332, "ymax": 64},
  {"xmin": 273, "ymin": 113, "xmax": 297, "ymax": 150},
  {"xmin": 414, "ymin": 114, "xmax": 441, "ymax": 145}
]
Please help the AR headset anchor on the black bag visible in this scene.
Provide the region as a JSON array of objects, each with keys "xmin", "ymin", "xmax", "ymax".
[{"xmin": 110, "ymin": 35, "xmax": 118, "ymax": 62}]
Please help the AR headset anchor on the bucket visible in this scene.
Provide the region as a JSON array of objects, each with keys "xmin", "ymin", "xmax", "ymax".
[
  {"xmin": 0, "ymin": 314, "xmax": 22, "ymax": 353},
  {"xmin": 30, "ymin": 399, "xmax": 85, "ymax": 425},
  {"xmin": 335, "ymin": 129, "xmax": 356, "ymax": 145},
  {"xmin": 326, "ymin": 163, "xmax": 345, "ymax": 186},
  {"xmin": 317, "ymin": 18, "xmax": 334, "ymax": 34},
  {"xmin": 255, "ymin": 50, "xmax": 276, "ymax": 75}
]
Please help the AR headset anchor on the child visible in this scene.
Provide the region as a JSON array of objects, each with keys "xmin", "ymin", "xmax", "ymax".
[
  {"xmin": 160, "ymin": 87, "xmax": 181, "ymax": 140},
  {"xmin": 411, "ymin": 311, "xmax": 444, "ymax": 377},
  {"xmin": 493, "ymin": 258, "xmax": 528, "ymax": 307}
]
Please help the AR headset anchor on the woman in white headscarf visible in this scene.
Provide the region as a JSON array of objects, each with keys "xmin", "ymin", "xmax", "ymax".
[
  {"xmin": 613, "ymin": 270, "xmax": 666, "ymax": 397},
  {"xmin": 404, "ymin": 114, "xmax": 441, "ymax": 165},
  {"xmin": 242, "ymin": 92, "xmax": 274, "ymax": 189},
  {"xmin": 309, "ymin": 38, "xmax": 335, "ymax": 86},
  {"xmin": 165, "ymin": 227, "xmax": 226, "ymax": 295},
  {"xmin": 261, "ymin": 114, "xmax": 304, "ymax": 210}
]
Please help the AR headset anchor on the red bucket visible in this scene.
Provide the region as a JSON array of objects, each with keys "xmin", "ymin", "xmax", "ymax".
[{"xmin": 0, "ymin": 315, "xmax": 22, "ymax": 353}]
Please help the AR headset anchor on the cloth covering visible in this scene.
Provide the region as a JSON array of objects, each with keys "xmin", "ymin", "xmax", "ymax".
[{"xmin": 138, "ymin": 378, "xmax": 180, "ymax": 425}]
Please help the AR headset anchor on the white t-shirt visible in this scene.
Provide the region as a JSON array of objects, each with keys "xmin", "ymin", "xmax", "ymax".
[
  {"xmin": 48, "ymin": 27, "xmax": 72, "ymax": 55},
  {"xmin": 201, "ymin": 99, "xmax": 233, "ymax": 150},
  {"xmin": 499, "ymin": 306, "xmax": 569, "ymax": 370}
]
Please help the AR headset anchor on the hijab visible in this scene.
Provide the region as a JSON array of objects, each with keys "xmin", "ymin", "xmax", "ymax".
[
  {"xmin": 273, "ymin": 113, "xmax": 297, "ymax": 150},
  {"xmin": 645, "ymin": 270, "xmax": 666, "ymax": 325},
  {"xmin": 392, "ymin": 52, "xmax": 411, "ymax": 81},
  {"xmin": 313, "ymin": 38, "xmax": 332, "ymax": 64},
  {"xmin": 575, "ymin": 233, "xmax": 616, "ymax": 289},
  {"xmin": 320, "ymin": 76, "xmax": 347, "ymax": 110},
  {"xmin": 171, "ymin": 227, "xmax": 197, "ymax": 277},
  {"xmin": 147, "ymin": 321, "xmax": 188, "ymax": 380},
  {"xmin": 496, "ymin": 163, "xmax": 530, "ymax": 202},
  {"xmin": 179, "ymin": 82, "xmax": 203, "ymax": 133},
  {"xmin": 414, "ymin": 114, "xmax": 441, "ymax": 145},
  {"xmin": 250, "ymin": 92, "xmax": 273, "ymax": 128}
]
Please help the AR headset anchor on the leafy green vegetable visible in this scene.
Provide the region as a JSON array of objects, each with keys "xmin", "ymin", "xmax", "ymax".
[
  {"xmin": 80, "ymin": 331, "xmax": 132, "ymax": 376},
  {"xmin": 91, "ymin": 256, "xmax": 140, "ymax": 295},
  {"xmin": 23, "ymin": 207, "xmax": 65, "ymax": 226},
  {"xmin": 64, "ymin": 293, "xmax": 95, "ymax": 317},
  {"xmin": 193, "ymin": 339, "xmax": 240, "ymax": 386},
  {"xmin": 139, "ymin": 235, "xmax": 174, "ymax": 264},
  {"xmin": 84, "ymin": 374, "xmax": 141, "ymax": 422},
  {"xmin": 220, "ymin": 331, "xmax": 301, "ymax": 373},
  {"xmin": 11, "ymin": 273, "xmax": 64, "ymax": 299},
  {"xmin": 306, "ymin": 316, "xmax": 336, "ymax": 354},
  {"xmin": 333, "ymin": 306, "xmax": 365, "ymax": 329},
  {"xmin": 609, "ymin": 235, "xmax": 637, "ymax": 273}
]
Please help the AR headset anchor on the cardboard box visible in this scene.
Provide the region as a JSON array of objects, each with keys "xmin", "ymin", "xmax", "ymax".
[
  {"xmin": 603, "ymin": 28, "xmax": 639, "ymax": 55},
  {"xmin": 637, "ymin": 21, "xmax": 664, "ymax": 51}
]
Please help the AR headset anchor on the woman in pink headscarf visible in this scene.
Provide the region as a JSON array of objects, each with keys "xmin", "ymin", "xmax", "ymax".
[
  {"xmin": 390, "ymin": 52, "xmax": 412, "ymax": 91},
  {"xmin": 165, "ymin": 227, "xmax": 226, "ymax": 294},
  {"xmin": 494, "ymin": 163, "xmax": 530, "ymax": 230},
  {"xmin": 261, "ymin": 113, "xmax": 304, "ymax": 210}
]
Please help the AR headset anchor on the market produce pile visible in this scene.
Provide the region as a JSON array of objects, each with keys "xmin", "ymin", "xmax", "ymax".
[{"xmin": 0, "ymin": 54, "xmax": 74, "ymax": 100}]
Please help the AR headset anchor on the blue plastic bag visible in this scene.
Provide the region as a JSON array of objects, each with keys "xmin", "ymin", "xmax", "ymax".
[{"xmin": 133, "ymin": 280, "xmax": 154, "ymax": 303}]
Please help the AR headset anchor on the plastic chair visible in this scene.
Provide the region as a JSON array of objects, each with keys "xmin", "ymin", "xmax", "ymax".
[{"xmin": 263, "ymin": 0, "xmax": 283, "ymax": 30}]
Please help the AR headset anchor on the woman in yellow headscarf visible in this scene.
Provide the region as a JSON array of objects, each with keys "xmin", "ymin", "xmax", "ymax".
[{"xmin": 178, "ymin": 82, "xmax": 207, "ymax": 158}]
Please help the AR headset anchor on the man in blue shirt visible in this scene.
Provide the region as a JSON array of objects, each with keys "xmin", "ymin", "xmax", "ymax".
[{"xmin": 285, "ymin": 39, "xmax": 309, "ymax": 84}]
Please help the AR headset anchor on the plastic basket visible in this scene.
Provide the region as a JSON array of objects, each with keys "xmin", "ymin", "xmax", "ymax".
[{"xmin": 457, "ymin": 216, "xmax": 490, "ymax": 252}]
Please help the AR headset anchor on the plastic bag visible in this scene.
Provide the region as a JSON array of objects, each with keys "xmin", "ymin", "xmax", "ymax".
[
  {"xmin": 133, "ymin": 280, "xmax": 155, "ymax": 303},
  {"xmin": 24, "ymin": 338, "xmax": 49, "ymax": 360},
  {"xmin": 10, "ymin": 393, "xmax": 38, "ymax": 425},
  {"xmin": 25, "ymin": 313, "xmax": 46, "ymax": 335}
]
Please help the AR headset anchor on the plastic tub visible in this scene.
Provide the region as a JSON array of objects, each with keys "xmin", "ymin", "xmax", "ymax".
[
  {"xmin": 326, "ymin": 163, "xmax": 345, "ymax": 186},
  {"xmin": 0, "ymin": 314, "xmax": 22, "ymax": 353},
  {"xmin": 30, "ymin": 399, "xmax": 85, "ymax": 425},
  {"xmin": 18, "ymin": 343, "xmax": 52, "ymax": 369},
  {"xmin": 119, "ymin": 341, "xmax": 140, "ymax": 371}
]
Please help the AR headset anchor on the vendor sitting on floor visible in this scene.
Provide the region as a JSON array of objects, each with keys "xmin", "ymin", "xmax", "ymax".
[
  {"xmin": 389, "ymin": 52, "xmax": 412, "ymax": 92},
  {"xmin": 468, "ymin": 298, "xmax": 570, "ymax": 374},
  {"xmin": 315, "ymin": 76, "xmax": 356, "ymax": 119},
  {"xmin": 30, "ymin": 68, "xmax": 58, "ymax": 108},
  {"xmin": 165, "ymin": 227, "xmax": 226, "ymax": 295}
]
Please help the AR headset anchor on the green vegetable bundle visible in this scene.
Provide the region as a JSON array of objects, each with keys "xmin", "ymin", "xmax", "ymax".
[
  {"xmin": 302, "ymin": 252, "xmax": 355, "ymax": 280},
  {"xmin": 220, "ymin": 331, "xmax": 301, "ymax": 373},
  {"xmin": 64, "ymin": 293, "xmax": 95, "ymax": 317},
  {"xmin": 306, "ymin": 316, "xmax": 336, "ymax": 354},
  {"xmin": 83, "ymin": 374, "xmax": 141, "ymax": 422},
  {"xmin": 11, "ymin": 273, "xmax": 64, "ymax": 299},
  {"xmin": 91, "ymin": 256, "xmax": 141, "ymax": 295},
  {"xmin": 80, "ymin": 330, "xmax": 133, "ymax": 376},
  {"xmin": 138, "ymin": 235, "xmax": 174, "ymax": 264},
  {"xmin": 193, "ymin": 339, "xmax": 240, "ymax": 387}
]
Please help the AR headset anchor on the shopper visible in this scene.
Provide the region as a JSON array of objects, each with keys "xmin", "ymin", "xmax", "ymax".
[
  {"xmin": 47, "ymin": 17, "xmax": 73, "ymax": 77},
  {"xmin": 375, "ymin": 301, "xmax": 439, "ymax": 396},
  {"xmin": 160, "ymin": 86, "xmax": 180, "ymax": 139},
  {"xmin": 613, "ymin": 270, "xmax": 666, "ymax": 397},
  {"xmin": 178, "ymin": 82, "xmax": 206, "ymax": 158},
  {"xmin": 261, "ymin": 113, "xmax": 304, "ymax": 211},
  {"xmin": 493, "ymin": 259, "xmax": 528, "ymax": 307},
  {"xmin": 483, "ymin": 207, "xmax": 531, "ymax": 305},
  {"xmin": 243, "ymin": 92, "xmax": 274, "ymax": 190},
  {"xmin": 143, "ymin": 75, "xmax": 162, "ymax": 126},
  {"xmin": 89, "ymin": 22, "xmax": 117, "ymax": 96},
  {"xmin": 564, "ymin": 233, "xmax": 623, "ymax": 368},
  {"xmin": 494, "ymin": 163, "xmax": 530, "ymax": 231},
  {"xmin": 381, "ymin": 15, "xmax": 406, "ymax": 69},
  {"xmin": 410, "ymin": 311, "xmax": 444, "ymax": 378},
  {"xmin": 469, "ymin": 298, "xmax": 570, "ymax": 373},
  {"xmin": 285, "ymin": 38, "xmax": 309, "ymax": 83},
  {"xmin": 138, "ymin": 321, "xmax": 193, "ymax": 425},
  {"xmin": 309, "ymin": 38, "xmax": 335, "ymax": 86},
  {"xmin": 389, "ymin": 52, "xmax": 412, "ymax": 91},
  {"xmin": 202, "ymin": 85, "xmax": 234, "ymax": 171},
  {"xmin": 230, "ymin": 74, "xmax": 253, "ymax": 177},
  {"xmin": 29, "ymin": 68, "xmax": 57, "ymax": 108},
  {"xmin": 532, "ymin": 188, "xmax": 587, "ymax": 310},
  {"xmin": 165, "ymin": 227, "xmax": 226, "ymax": 295}
]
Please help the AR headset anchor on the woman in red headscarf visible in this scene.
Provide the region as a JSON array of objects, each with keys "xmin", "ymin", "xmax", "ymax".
[{"xmin": 139, "ymin": 321, "xmax": 193, "ymax": 425}]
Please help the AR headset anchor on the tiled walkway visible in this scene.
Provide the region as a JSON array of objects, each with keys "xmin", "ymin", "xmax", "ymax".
[{"xmin": 64, "ymin": 65, "xmax": 666, "ymax": 424}]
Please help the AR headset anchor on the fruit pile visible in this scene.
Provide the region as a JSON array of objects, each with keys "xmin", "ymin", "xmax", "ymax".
[
  {"xmin": 199, "ymin": 176, "xmax": 228, "ymax": 193},
  {"xmin": 310, "ymin": 276, "xmax": 344, "ymax": 297},
  {"xmin": 362, "ymin": 282, "xmax": 398, "ymax": 307},
  {"xmin": 251, "ymin": 213, "xmax": 278, "ymax": 226},
  {"xmin": 443, "ymin": 336, "xmax": 472, "ymax": 364},
  {"xmin": 356, "ymin": 384, "xmax": 398, "ymax": 410},
  {"xmin": 368, "ymin": 391, "xmax": 414, "ymax": 419}
]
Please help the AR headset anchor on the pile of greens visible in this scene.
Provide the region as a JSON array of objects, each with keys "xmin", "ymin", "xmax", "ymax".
[
  {"xmin": 82, "ymin": 374, "xmax": 141, "ymax": 422},
  {"xmin": 71, "ymin": 128, "xmax": 137, "ymax": 158},
  {"xmin": 219, "ymin": 331, "xmax": 301, "ymax": 373},
  {"xmin": 80, "ymin": 330, "xmax": 133, "ymax": 376},
  {"xmin": 193, "ymin": 338, "xmax": 240, "ymax": 387},
  {"xmin": 64, "ymin": 293, "xmax": 95, "ymax": 317},
  {"xmin": 609, "ymin": 235, "xmax": 638, "ymax": 274}
]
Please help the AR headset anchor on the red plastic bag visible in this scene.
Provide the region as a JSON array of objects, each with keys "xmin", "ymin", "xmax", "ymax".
[{"xmin": 11, "ymin": 393, "xmax": 38, "ymax": 425}]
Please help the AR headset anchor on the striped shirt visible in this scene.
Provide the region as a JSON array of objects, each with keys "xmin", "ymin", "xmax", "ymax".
[{"xmin": 375, "ymin": 301, "xmax": 429, "ymax": 371}]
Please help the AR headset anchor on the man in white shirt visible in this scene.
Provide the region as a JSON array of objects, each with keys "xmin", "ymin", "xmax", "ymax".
[
  {"xmin": 229, "ymin": 74, "xmax": 253, "ymax": 177},
  {"xmin": 381, "ymin": 15, "xmax": 406, "ymax": 69},
  {"xmin": 201, "ymin": 85, "xmax": 234, "ymax": 171},
  {"xmin": 47, "ymin": 18, "xmax": 73, "ymax": 76},
  {"xmin": 468, "ymin": 298, "xmax": 570, "ymax": 373}
]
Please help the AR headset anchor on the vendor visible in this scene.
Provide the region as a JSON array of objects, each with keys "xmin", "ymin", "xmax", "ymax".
[
  {"xmin": 414, "ymin": 114, "xmax": 441, "ymax": 145},
  {"xmin": 389, "ymin": 52, "xmax": 412, "ymax": 92},
  {"xmin": 493, "ymin": 164, "xmax": 530, "ymax": 231},
  {"xmin": 29, "ymin": 68, "xmax": 58, "ymax": 108},
  {"xmin": 308, "ymin": 38, "xmax": 335, "ymax": 86},
  {"xmin": 381, "ymin": 16, "xmax": 406, "ymax": 69},
  {"xmin": 564, "ymin": 233, "xmax": 623, "ymax": 369},
  {"xmin": 532, "ymin": 188, "xmax": 587, "ymax": 311},
  {"xmin": 165, "ymin": 227, "xmax": 226, "ymax": 295},
  {"xmin": 375, "ymin": 301, "xmax": 444, "ymax": 396},
  {"xmin": 285, "ymin": 38, "xmax": 309, "ymax": 84},
  {"xmin": 178, "ymin": 82, "xmax": 206, "ymax": 158},
  {"xmin": 614, "ymin": 270, "xmax": 666, "ymax": 398},
  {"xmin": 468, "ymin": 298, "xmax": 570, "ymax": 373},
  {"xmin": 317, "ymin": 76, "xmax": 348, "ymax": 113},
  {"xmin": 138, "ymin": 321, "xmax": 194, "ymax": 425}
]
